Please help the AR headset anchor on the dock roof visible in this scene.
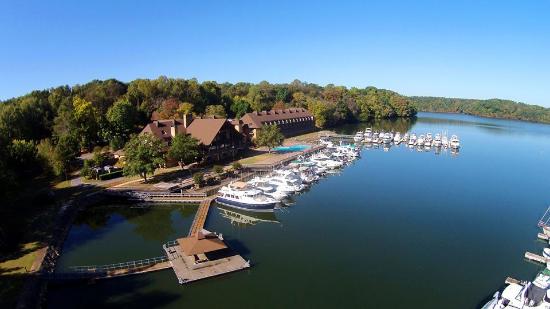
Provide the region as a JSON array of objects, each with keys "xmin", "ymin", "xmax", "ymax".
[{"xmin": 177, "ymin": 232, "xmax": 227, "ymax": 256}]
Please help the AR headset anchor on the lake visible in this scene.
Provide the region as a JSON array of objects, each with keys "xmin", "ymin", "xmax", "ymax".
[{"xmin": 47, "ymin": 112, "xmax": 550, "ymax": 308}]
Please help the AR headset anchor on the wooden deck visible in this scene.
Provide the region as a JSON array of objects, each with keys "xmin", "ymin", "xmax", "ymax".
[
  {"xmin": 188, "ymin": 198, "xmax": 214, "ymax": 236},
  {"xmin": 524, "ymin": 251, "xmax": 547, "ymax": 264},
  {"xmin": 103, "ymin": 261, "xmax": 171, "ymax": 278},
  {"xmin": 164, "ymin": 242, "xmax": 249, "ymax": 284}
]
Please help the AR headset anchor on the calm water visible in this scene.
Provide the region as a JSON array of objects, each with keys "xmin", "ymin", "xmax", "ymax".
[{"xmin": 48, "ymin": 112, "xmax": 550, "ymax": 308}]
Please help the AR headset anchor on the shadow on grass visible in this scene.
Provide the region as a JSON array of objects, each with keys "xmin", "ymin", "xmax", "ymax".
[{"xmin": 0, "ymin": 269, "xmax": 29, "ymax": 308}]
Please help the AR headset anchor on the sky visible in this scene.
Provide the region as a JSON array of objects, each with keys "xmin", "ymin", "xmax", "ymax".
[{"xmin": 1, "ymin": 0, "xmax": 549, "ymax": 106}]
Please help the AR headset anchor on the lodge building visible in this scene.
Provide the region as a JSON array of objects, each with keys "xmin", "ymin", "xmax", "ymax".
[
  {"xmin": 240, "ymin": 108, "xmax": 315, "ymax": 139},
  {"xmin": 140, "ymin": 115, "xmax": 249, "ymax": 163}
]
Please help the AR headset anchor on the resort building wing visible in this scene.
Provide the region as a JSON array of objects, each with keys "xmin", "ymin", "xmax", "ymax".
[
  {"xmin": 139, "ymin": 116, "xmax": 249, "ymax": 163},
  {"xmin": 240, "ymin": 108, "xmax": 315, "ymax": 139}
]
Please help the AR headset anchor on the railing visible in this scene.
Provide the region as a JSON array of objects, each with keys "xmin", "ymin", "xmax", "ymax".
[
  {"xmin": 68, "ymin": 256, "xmax": 169, "ymax": 274},
  {"xmin": 242, "ymin": 145, "xmax": 326, "ymax": 171},
  {"xmin": 136, "ymin": 192, "xmax": 207, "ymax": 198}
]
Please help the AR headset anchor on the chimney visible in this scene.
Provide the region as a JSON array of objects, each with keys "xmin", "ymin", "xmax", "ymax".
[
  {"xmin": 234, "ymin": 120, "xmax": 242, "ymax": 133},
  {"xmin": 183, "ymin": 113, "xmax": 193, "ymax": 128},
  {"xmin": 170, "ymin": 120, "xmax": 177, "ymax": 137}
]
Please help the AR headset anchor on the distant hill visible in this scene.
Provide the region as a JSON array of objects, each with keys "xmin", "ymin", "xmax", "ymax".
[{"xmin": 408, "ymin": 96, "xmax": 550, "ymax": 124}]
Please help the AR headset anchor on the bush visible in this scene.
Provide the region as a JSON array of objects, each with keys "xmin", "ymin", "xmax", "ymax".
[
  {"xmin": 192, "ymin": 172, "xmax": 204, "ymax": 188},
  {"xmin": 231, "ymin": 161, "xmax": 242, "ymax": 171},
  {"xmin": 80, "ymin": 160, "xmax": 92, "ymax": 179},
  {"xmin": 213, "ymin": 165, "xmax": 224, "ymax": 176},
  {"xmin": 99, "ymin": 170, "xmax": 123, "ymax": 180}
]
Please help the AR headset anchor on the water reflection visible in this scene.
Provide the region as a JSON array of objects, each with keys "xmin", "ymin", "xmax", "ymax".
[
  {"xmin": 72, "ymin": 204, "xmax": 197, "ymax": 241},
  {"xmin": 361, "ymin": 142, "xmax": 460, "ymax": 157},
  {"xmin": 334, "ymin": 117, "xmax": 417, "ymax": 135},
  {"xmin": 215, "ymin": 203, "xmax": 279, "ymax": 227}
]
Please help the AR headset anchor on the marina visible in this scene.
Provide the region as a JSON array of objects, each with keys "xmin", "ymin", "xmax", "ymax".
[{"xmin": 46, "ymin": 113, "xmax": 550, "ymax": 309}]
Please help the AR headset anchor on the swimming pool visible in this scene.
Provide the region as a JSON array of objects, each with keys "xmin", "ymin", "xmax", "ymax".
[{"xmin": 273, "ymin": 144, "xmax": 311, "ymax": 152}]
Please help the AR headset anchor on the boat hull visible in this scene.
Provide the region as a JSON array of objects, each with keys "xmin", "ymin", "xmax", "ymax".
[{"xmin": 215, "ymin": 197, "xmax": 277, "ymax": 212}]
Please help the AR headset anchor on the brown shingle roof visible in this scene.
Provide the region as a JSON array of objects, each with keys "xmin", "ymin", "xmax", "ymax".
[
  {"xmin": 186, "ymin": 118, "xmax": 227, "ymax": 146},
  {"xmin": 177, "ymin": 232, "xmax": 227, "ymax": 256},
  {"xmin": 140, "ymin": 119, "xmax": 187, "ymax": 141},
  {"xmin": 240, "ymin": 108, "xmax": 313, "ymax": 129}
]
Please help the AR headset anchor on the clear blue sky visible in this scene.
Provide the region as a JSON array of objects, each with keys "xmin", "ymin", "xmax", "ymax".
[{"xmin": 1, "ymin": 0, "xmax": 549, "ymax": 106}]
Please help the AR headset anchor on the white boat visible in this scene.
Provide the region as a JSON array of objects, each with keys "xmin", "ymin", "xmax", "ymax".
[
  {"xmin": 217, "ymin": 182, "xmax": 278, "ymax": 212},
  {"xmin": 251, "ymin": 181, "xmax": 288, "ymax": 201},
  {"xmin": 310, "ymin": 153, "xmax": 344, "ymax": 169},
  {"xmin": 372, "ymin": 132, "xmax": 380, "ymax": 143},
  {"xmin": 442, "ymin": 135, "xmax": 449, "ymax": 148},
  {"xmin": 543, "ymin": 248, "xmax": 550, "ymax": 259},
  {"xmin": 433, "ymin": 133, "xmax": 442, "ymax": 147},
  {"xmin": 408, "ymin": 133, "xmax": 416, "ymax": 146},
  {"xmin": 363, "ymin": 128, "xmax": 372, "ymax": 137},
  {"xmin": 450, "ymin": 135, "xmax": 460, "ymax": 149},
  {"xmin": 482, "ymin": 271, "xmax": 550, "ymax": 308},
  {"xmin": 417, "ymin": 135, "xmax": 425, "ymax": 146},
  {"xmin": 353, "ymin": 131, "xmax": 364, "ymax": 142},
  {"xmin": 382, "ymin": 132, "xmax": 393, "ymax": 144},
  {"xmin": 393, "ymin": 132, "xmax": 402, "ymax": 143},
  {"xmin": 424, "ymin": 133, "xmax": 432, "ymax": 146}
]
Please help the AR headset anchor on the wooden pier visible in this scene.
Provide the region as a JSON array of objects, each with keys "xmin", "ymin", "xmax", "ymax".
[
  {"xmin": 525, "ymin": 251, "xmax": 547, "ymax": 264},
  {"xmin": 163, "ymin": 232, "xmax": 250, "ymax": 284},
  {"xmin": 48, "ymin": 256, "xmax": 172, "ymax": 281},
  {"xmin": 188, "ymin": 197, "xmax": 214, "ymax": 236}
]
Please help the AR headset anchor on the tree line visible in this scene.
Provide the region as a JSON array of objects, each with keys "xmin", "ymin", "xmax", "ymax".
[
  {"xmin": 409, "ymin": 96, "xmax": 550, "ymax": 123},
  {"xmin": 0, "ymin": 77, "xmax": 416, "ymax": 249}
]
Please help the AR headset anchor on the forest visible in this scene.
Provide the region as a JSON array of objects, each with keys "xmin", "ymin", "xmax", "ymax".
[
  {"xmin": 409, "ymin": 96, "xmax": 550, "ymax": 123},
  {"xmin": 0, "ymin": 77, "xmax": 416, "ymax": 251}
]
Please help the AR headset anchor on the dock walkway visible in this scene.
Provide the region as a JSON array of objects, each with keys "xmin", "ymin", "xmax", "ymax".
[
  {"xmin": 47, "ymin": 256, "xmax": 171, "ymax": 281},
  {"xmin": 188, "ymin": 198, "xmax": 214, "ymax": 236}
]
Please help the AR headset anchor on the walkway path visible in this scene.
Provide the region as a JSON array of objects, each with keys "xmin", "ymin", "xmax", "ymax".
[{"xmin": 188, "ymin": 198, "xmax": 215, "ymax": 236}]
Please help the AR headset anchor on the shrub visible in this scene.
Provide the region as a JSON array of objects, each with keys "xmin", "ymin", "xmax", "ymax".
[{"xmin": 99, "ymin": 170, "xmax": 123, "ymax": 180}]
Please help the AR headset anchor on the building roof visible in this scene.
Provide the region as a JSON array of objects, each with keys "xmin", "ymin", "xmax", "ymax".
[
  {"xmin": 140, "ymin": 119, "xmax": 187, "ymax": 141},
  {"xmin": 186, "ymin": 118, "xmax": 227, "ymax": 146},
  {"xmin": 177, "ymin": 232, "xmax": 227, "ymax": 256},
  {"xmin": 240, "ymin": 108, "xmax": 313, "ymax": 129},
  {"xmin": 140, "ymin": 118, "xmax": 234, "ymax": 146}
]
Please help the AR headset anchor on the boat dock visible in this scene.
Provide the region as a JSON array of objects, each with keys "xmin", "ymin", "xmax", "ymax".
[
  {"xmin": 188, "ymin": 197, "xmax": 214, "ymax": 236},
  {"xmin": 524, "ymin": 251, "xmax": 547, "ymax": 264},
  {"xmin": 163, "ymin": 238, "xmax": 249, "ymax": 284},
  {"xmin": 50, "ymin": 195, "xmax": 250, "ymax": 285}
]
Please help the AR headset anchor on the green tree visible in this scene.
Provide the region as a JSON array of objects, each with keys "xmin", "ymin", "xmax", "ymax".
[
  {"xmin": 72, "ymin": 96, "xmax": 100, "ymax": 150},
  {"xmin": 167, "ymin": 134, "xmax": 200, "ymax": 168},
  {"xmin": 205, "ymin": 105, "xmax": 227, "ymax": 118},
  {"xmin": 123, "ymin": 133, "xmax": 165, "ymax": 181},
  {"xmin": 192, "ymin": 172, "xmax": 204, "ymax": 188},
  {"xmin": 55, "ymin": 134, "xmax": 79, "ymax": 178},
  {"xmin": 8, "ymin": 139, "xmax": 38, "ymax": 172},
  {"xmin": 213, "ymin": 165, "xmax": 224, "ymax": 178},
  {"xmin": 106, "ymin": 99, "xmax": 138, "ymax": 141},
  {"xmin": 177, "ymin": 102, "xmax": 194, "ymax": 117},
  {"xmin": 230, "ymin": 96, "xmax": 251, "ymax": 118},
  {"xmin": 256, "ymin": 124, "xmax": 284, "ymax": 153}
]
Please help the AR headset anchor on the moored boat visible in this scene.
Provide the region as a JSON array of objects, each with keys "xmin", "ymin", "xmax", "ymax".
[{"xmin": 216, "ymin": 182, "xmax": 278, "ymax": 212}]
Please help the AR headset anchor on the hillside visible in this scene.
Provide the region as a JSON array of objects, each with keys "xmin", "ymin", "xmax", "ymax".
[{"xmin": 409, "ymin": 96, "xmax": 550, "ymax": 123}]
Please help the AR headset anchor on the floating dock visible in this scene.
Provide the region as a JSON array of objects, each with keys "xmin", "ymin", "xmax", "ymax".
[
  {"xmin": 164, "ymin": 237, "xmax": 249, "ymax": 284},
  {"xmin": 525, "ymin": 251, "xmax": 547, "ymax": 264}
]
